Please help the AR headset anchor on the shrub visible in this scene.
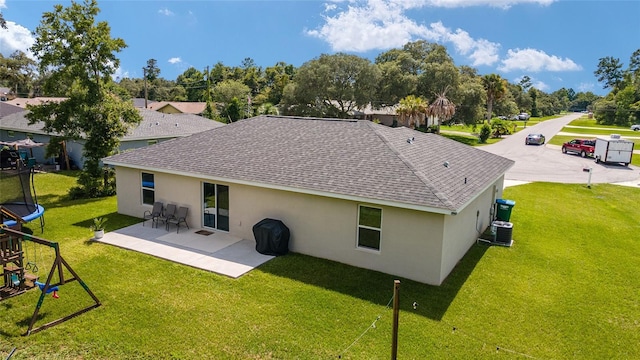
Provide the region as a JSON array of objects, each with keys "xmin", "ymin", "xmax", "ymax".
[{"xmin": 479, "ymin": 123, "xmax": 491, "ymax": 143}]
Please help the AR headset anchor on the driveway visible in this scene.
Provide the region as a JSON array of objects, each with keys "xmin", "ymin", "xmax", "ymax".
[{"xmin": 480, "ymin": 113, "xmax": 640, "ymax": 185}]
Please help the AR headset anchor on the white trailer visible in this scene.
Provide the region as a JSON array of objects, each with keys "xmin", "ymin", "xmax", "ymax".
[{"xmin": 594, "ymin": 136, "xmax": 634, "ymax": 166}]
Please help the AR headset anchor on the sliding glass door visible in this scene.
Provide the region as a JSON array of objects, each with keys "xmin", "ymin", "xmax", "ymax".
[{"xmin": 202, "ymin": 182, "xmax": 229, "ymax": 231}]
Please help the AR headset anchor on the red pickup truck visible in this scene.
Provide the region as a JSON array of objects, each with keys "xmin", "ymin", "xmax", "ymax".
[{"xmin": 562, "ymin": 139, "xmax": 596, "ymax": 157}]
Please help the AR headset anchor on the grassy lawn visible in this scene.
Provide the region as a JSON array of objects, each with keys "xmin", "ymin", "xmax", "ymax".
[
  {"xmin": 1, "ymin": 173, "xmax": 639, "ymax": 359},
  {"xmin": 549, "ymin": 117, "xmax": 640, "ymax": 167}
]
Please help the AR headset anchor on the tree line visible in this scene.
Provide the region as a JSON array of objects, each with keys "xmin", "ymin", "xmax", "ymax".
[
  {"xmin": 3, "ymin": 35, "xmax": 618, "ymax": 126},
  {"xmin": 2, "ymin": 0, "xmax": 637, "ymax": 199}
]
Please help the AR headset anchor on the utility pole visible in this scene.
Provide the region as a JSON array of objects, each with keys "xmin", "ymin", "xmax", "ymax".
[
  {"xmin": 143, "ymin": 67, "xmax": 148, "ymax": 108},
  {"xmin": 391, "ymin": 280, "xmax": 400, "ymax": 360},
  {"xmin": 205, "ymin": 65, "xmax": 211, "ymax": 103}
]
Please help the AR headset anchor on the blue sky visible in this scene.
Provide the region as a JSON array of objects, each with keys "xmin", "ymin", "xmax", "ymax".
[{"xmin": 1, "ymin": 0, "xmax": 639, "ymax": 96}]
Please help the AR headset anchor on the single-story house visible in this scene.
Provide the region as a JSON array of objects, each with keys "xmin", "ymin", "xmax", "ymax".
[
  {"xmin": 351, "ymin": 103, "xmax": 399, "ymax": 126},
  {"xmin": 0, "ymin": 108, "xmax": 224, "ymax": 168},
  {"xmin": 5, "ymin": 97, "xmax": 67, "ymax": 108},
  {"xmin": 103, "ymin": 115, "xmax": 514, "ymax": 285}
]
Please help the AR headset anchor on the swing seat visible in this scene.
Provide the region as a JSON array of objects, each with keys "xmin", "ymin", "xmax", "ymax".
[
  {"xmin": 35, "ymin": 281, "xmax": 59, "ymax": 294},
  {"xmin": 11, "ymin": 273, "xmax": 20, "ymax": 287},
  {"xmin": 23, "ymin": 273, "xmax": 38, "ymax": 287}
]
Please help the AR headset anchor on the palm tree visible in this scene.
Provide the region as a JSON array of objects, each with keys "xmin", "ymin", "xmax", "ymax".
[
  {"xmin": 396, "ymin": 95, "xmax": 428, "ymax": 129},
  {"xmin": 426, "ymin": 87, "xmax": 456, "ymax": 134},
  {"xmin": 482, "ymin": 74, "xmax": 507, "ymax": 121},
  {"xmin": 257, "ymin": 102, "xmax": 279, "ymax": 115}
]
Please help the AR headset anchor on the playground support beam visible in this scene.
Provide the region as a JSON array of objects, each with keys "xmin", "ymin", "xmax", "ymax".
[{"xmin": 0, "ymin": 227, "xmax": 101, "ymax": 336}]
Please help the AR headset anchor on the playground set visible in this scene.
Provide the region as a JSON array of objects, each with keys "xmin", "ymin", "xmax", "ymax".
[
  {"xmin": 0, "ymin": 164, "xmax": 45, "ymax": 232},
  {"xmin": 0, "ymin": 225, "xmax": 101, "ymax": 336}
]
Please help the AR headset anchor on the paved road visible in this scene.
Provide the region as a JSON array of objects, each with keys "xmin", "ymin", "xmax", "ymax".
[{"xmin": 480, "ymin": 113, "xmax": 640, "ymax": 185}]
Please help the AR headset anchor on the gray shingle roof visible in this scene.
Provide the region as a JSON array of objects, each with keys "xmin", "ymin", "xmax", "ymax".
[
  {"xmin": 0, "ymin": 102, "xmax": 24, "ymax": 119},
  {"xmin": 123, "ymin": 109, "xmax": 224, "ymax": 140},
  {"xmin": 104, "ymin": 116, "xmax": 513, "ymax": 213},
  {"xmin": 0, "ymin": 108, "xmax": 223, "ymax": 140}
]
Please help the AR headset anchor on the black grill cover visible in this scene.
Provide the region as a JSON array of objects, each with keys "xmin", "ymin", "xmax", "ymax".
[{"xmin": 253, "ymin": 218, "xmax": 290, "ymax": 256}]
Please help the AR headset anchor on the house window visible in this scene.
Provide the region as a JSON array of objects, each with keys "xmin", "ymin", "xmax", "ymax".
[
  {"xmin": 7, "ymin": 131, "xmax": 15, "ymax": 138},
  {"xmin": 357, "ymin": 205, "xmax": 382, "ymax": 251},
  {"xmin": 147, "ymin": 139, "xmax": 158, "ymax": 146},
  {"xmin": 141, "ymin": 172, "xmax": 155, "ymax": 205}
]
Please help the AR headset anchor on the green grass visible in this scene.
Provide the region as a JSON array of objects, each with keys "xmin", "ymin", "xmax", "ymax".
[
  {"xmin": 549, "ymin": 117, "xmax": 640, "ymax": 166},
  {"xmin": 1, "ymin": 174, "xmax": 640, "ymax": 359}
]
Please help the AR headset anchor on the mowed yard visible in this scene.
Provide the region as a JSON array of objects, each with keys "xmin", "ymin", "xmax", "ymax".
[
  {"xmin": 548, "ymin": 116, "xmax": 640, "ymax": 167},
  {"xmin": 1, "ymin": 173, "xmax": 639, "ymax": 359}
]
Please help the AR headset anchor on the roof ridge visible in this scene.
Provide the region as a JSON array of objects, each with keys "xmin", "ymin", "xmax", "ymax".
[{"xmin": 370, "ymin": 123, "xmax": 456, "ymax": 210}]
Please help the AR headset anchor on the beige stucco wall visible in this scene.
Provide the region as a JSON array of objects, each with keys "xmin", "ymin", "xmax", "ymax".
[
  {"xmin": 228, "ymin": 183, "xmax": 446, "ymax": 285},
  {"xmin": 440, "ymin": 178, "xmax": 504, "ymax": 284},
  {"xmin": 114, "ymin": 167, "xmax": 504, "ymax": 285},
  {"xmin": 114, "ymin": 167, "xmax": 202, "ymax": 228}
]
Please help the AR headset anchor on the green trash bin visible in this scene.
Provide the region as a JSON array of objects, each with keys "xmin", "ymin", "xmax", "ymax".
[{"xmin": 495, "ymin": 199, "xmax": 515, "ymax": 221}]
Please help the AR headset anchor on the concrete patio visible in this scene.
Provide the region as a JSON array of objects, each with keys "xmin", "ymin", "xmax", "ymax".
[{"xmin": 95, "ymin": 222, "xmax": 275, "ymax": 278}]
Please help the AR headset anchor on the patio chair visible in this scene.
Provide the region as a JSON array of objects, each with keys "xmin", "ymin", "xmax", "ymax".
[
  {"xmin": 156, "ymin": 203, "xmax": 177, "ymax": 229},
  {"xmin": 166, "ymin": 206, "xmax": 189, "ymax": 233},
  {"xmin": 143, "ymin": 201, "xmax": 163, "ymax": 227}
]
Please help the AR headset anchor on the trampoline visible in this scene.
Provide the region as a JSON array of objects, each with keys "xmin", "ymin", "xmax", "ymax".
[{"xmin": 0, "ymin": 165, "xmax": 45, "ymax": 232}]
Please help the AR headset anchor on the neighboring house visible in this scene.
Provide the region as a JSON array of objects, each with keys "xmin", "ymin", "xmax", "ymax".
[
  {"xmin": 352, "ymin": 103, "xmax": 399, "ymax": 127},
  {"xmin": 103, "ymin": 115, "xmax": 514, "ymax": 285},
  {"xmin": 5, "ymin": 97, "xmax": 67, "ymax": 108},
  {"xmin": 148, "ymin": 101, "xmax": 207, "ymax": 115},
  {"xmin": 0, "ymin": 108, "xmax": 224, "ymax": 168}
]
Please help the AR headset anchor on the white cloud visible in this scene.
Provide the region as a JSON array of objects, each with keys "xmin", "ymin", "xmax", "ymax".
[
  {"xmin": 421, "ymin": 0, "xmax": 555, "ymax": 9},
  {"xmin": 532, "ymin": 80, "xmax": 548, "ymax": 91},
  {"xmin": 307, "ymin": 1, "xmax": 499, "ymax": 66},
  {"xmin": 307, "ymin": 1, "xmax": 431, "ymax": 52},
  {"xmin": 112, "ymin": 66, "xmax": 129, "ymax": 81},
  {"xmin": 0, "ymin": 0, "xmax": 6, "ymax": 8},
  {"xmin": 577, "ymin": 82, "xmax": 595, "ymax": 93},
  {"xmin": 429, "ymin": 21, "xmax": 500, "ymax": 66},
  {"xmin": 168, "ymin": 57, "xmax": 182, "ymax": 64},
  {"xmin": 158, "ymin": 8, "xmax": 174, "ymax": 16},
  {"xmin": 0, "ymin": 21, "xmax": 36, "ymax": 58},
  {"xmin": 498, "ymin": 48, "xmax": 582, "ymax": 72}
]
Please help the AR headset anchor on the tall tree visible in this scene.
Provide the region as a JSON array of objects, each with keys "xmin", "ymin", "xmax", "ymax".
[
  {"xmin": 286, "ymin": 53, "xmax": 380, "ymax": 118},
  {"xmin": 0, "ymin": 13, "xmax": 6, "ymax": 29},
  {"xmin": 629, "ymin": 49, "xmax": 640, "ymax": 76},
  {"xmin": 144, "ymin": 58, "xmax": 161, "ymax": 82},
  {"xmin": 594, "ymin": 56, "xmax": 624, "ymax": 90},
  {"xmin": 262, "ymin": 61, "xmax": 295, "ymax": 105},
  {"xmin": 142, "ymin": 58, "xmax": 161, "ymax": 101},
  {"xmin": 0, "ymin": 51, "xmax": 37, "ymax": 97},
  {"xmin": 450, "ymin": 68, "xmax": 486, "ymax": 126},
  {"xmin": 519, "ymin": 76, "xmax": 533, "ymax": 92},
  {"xmin": 375, "ymin": 61, "xmax": 416, "ymax": 107},
  {"xmin": 26, "ymin": 0, "xmax": 141, "ymax": 198},
  {"xmin": 482, "ymin": 74, "xmax": 507, "ymax": 121},
  {"xmin": 176, "ymin": 67, "xmax": 206, "ymax": 101}
]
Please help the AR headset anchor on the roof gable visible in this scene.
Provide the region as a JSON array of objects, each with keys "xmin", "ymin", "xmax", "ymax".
[
  {"xmin": 104, "ymin": 116, "xmax": 513, "ymax": 212},
  {"xmin": 148, "ymin": 102, "xmax": 207, "ymax": 114}
]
